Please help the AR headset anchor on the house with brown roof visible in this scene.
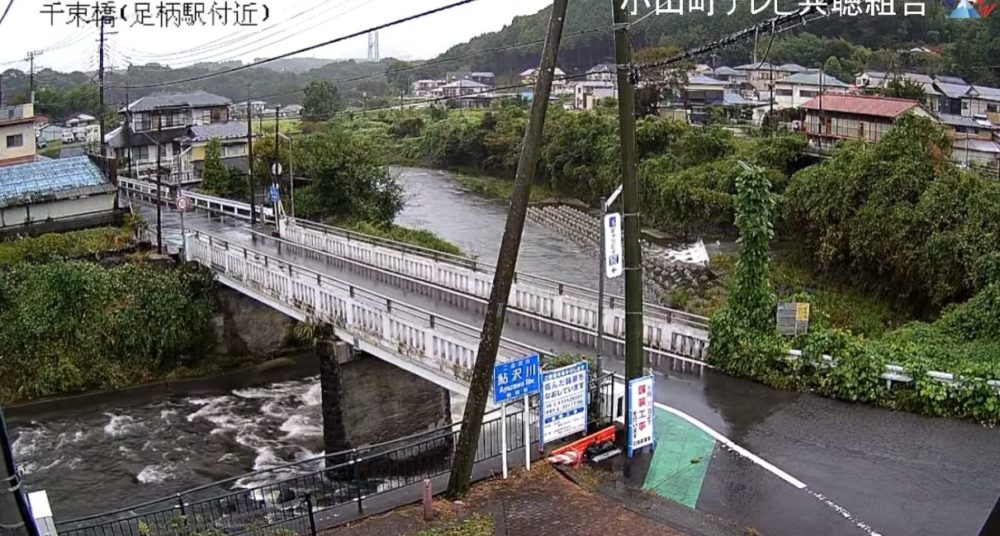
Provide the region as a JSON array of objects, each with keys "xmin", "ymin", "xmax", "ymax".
[{"xmin": 799, "ymin": 94, "xmax": 934, "ymax": 147}]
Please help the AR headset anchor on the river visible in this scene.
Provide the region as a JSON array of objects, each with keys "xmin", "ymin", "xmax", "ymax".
[{"xmin": 7, "ymin": 167, "xmax": 619, "ymax": 520}]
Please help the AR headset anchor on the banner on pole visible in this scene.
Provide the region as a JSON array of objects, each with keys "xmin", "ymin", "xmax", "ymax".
[
  {"xmin": 628, "ymin": 375, "xmax": 655, "ymax": 457},
  {"xmin": 539, "ymin": 361, "xmax": 588, "ymax": 449},
  {"xmin": 604, "ymin": 213, "xmax": 623, "ymax": 278}
]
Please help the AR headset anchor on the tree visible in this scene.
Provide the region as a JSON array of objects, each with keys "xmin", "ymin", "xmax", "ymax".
[
  {"xmin": 199, "ymin": 139, "xmax": 238, "ymax": 197},
  {"xmin": 883, "ymin": 78, "xmax": 927, "ymax": 100},
  {"xmin": 302, "ymin": 81, "xmax": 343, "ymax": 122}
]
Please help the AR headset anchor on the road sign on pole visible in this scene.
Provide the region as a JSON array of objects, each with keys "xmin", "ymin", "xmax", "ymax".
[
  {"xmin": 539, "ymin": 361, "xmax": 589, "ymax": 450},
  {"xmin": 268, "ymin": 183, "xmax": 280, "ymax": 205},
  {"xmin": 270, "ymin": 162, "xmax": 283, "ymax": 177},
  {"xmin": 176, "ymin": 195, "xmax": 190, "ymax": 212},
  {"xmin": 493, "ymin": 354, "xmax": 541, "ymax": 404},
  {"xmin": 604, "ymin": 213, "xmax": 623, "ymax": 279},
  {"xmin": 627, "ymin": 375, "xmax": 655, "ymax": 457}
]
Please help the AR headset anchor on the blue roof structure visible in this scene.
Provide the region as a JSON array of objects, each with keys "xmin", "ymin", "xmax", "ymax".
[{"xmin": 0, "ymin": 156, "xmax": 111, "ymax": 208}]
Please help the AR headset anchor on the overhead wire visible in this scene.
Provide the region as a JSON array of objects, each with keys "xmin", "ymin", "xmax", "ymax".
[{"xmin": 108, "ymin": 0, "xmax": 482, "ymax": 90}]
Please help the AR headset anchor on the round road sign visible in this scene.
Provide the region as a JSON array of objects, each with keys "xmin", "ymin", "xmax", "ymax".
[
  {"xmin": 177, "ymin": 196, "xmax": 190, "ymax": 211},
  {"xmin": 271, "ymin": 162, "xmax": 283, "ymax": 177}
]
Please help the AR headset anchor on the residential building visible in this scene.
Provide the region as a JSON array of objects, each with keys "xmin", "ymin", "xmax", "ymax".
[
  {"xmin": 230, "ymin": 100, "xmax": 267, "ymax": 119},
  {"xmin": 106, "ymin": 90, "xmax": 248, "ymax": 185},
  {"xmin": 36, "ymin": 122, "xmax": 68, "ymax": 144},
  {"xmin": 962, "ymin": 85, "xmax": 1000, "ymax": 120},
  {"xmin": 935, "ymin": 81, "xmax": 972, "ymax": 115},
  {"xmin": 282, "ymin": 104, "xmax": 303, "ymax": 117},
  {"xmin": 952, "ymin": 137, "xmax": 1000, "ymax": 169},
  {"xmin": 0, "ymin": 155, "xmax": 121, "ymax": 238},
  {"xmin": 574, "ymin": 81, "xmax": 617, "ymax": 111},
  {"xmin": 0, "ymin": 103, "xmax": 38, "ymax": 168},
  {"xmin": 586, "ymin": 64, "xmax": 616, "ymax": 83},
  {"xmin": 445, "ymin": 71, "xmax": 496, "ymax": 88},
  {"xmin": 936, "ymin": 113, "xmax": 998, "ymax": 140},
  {"xmin": 65, "ymin": 113, "xmax": 97, "ymax": 128},
  {"xmin": 682, "ymin": 75, "xmax": 732, "ymax": 107},
  {"xmin": 711, "ymin": 66, "xmax": 744, "ymax": 83},
  {"xmin": 772, "ymin": 71, "xmax": 849, "ymax": 108},
  {"xmin": 521, "ymin": 67, "xmax": 567, "ymax": 87},
  {"xmin": 441, "ymin": 79, "xmax": 489, "ymax": 98},
  {"xmin": 799, "ymin": 94, "xmax": 933, "ymax": 146},
  {"xmin": 412, "ymin": 79, "xmax": 446, "ymax": 97},
  {"xmin": 735, "ymin": 62, "xmax": 784, "ymax": 91},
  {"xmin": 776, "ymin": 63, "xmax": 809, "ymax": 77}
]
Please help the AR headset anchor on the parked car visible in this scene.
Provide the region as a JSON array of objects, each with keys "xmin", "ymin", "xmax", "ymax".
[
  {"xmin": 35, "ymin": 137, "xmax": 47, "ymax": 149},
  {"xmin": 61, "ymin": 130, "xmax": 75, "ymax": 143}
]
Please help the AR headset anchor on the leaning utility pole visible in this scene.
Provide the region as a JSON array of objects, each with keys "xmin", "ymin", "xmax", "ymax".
[
  {"xmin": 246, "ymin": 88, "xmax": 256, "ymax": 227},
  {"xmin": 612, "ymin": 0, "xmax": 645, "ymax": 472},
  {"xmin": 98, "ymin": 14, "xmax": 106, "ymax": 156},
  {"xmin": 446, "ymin": 0, "xmax": 570, "ymax": 498}
]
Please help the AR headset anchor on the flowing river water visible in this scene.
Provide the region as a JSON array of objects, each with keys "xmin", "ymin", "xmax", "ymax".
[{"xmin": 8, "ymin": 167, "xmax": 632, "ymax": 520}]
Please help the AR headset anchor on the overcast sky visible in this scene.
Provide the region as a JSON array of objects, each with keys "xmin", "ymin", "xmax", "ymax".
[{"xmin": 0, "ymin": 0, "xmax": 552, "ymax": 72}]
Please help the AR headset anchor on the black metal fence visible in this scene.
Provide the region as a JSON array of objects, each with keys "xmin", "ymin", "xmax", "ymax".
[{"xmin": 55, "ymin": 374, "xmax": 617, "ymax": 536}]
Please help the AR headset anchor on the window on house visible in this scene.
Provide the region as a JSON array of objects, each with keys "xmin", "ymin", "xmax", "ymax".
[
  {"xmin": 211, "ymin": 108, "xmax": 225, "ymax": 123},
  {"xmin": 5, "ymin": 134, "xmax": 23, "ymax": 148},
  {"xmin": 799, "ymin": 90, "xmax": 817, "ymax": 98},
  {"xmin": 137, "ymin": 113, "xmax": 151, "ymax": 131},
  {"xmin": 963, "ymin": 101, "xmax": 970, "ymax": 109},
  {"xmin": 133, "ymin": 146, "xmax": 150, "ymax": 162},
  {"xmin": 776, "ymin": 89, "xmax": 793, "ymax": 97},
  {"xmin": 988, "ymin": 104, "xmax": 999, "ymax": 113}
]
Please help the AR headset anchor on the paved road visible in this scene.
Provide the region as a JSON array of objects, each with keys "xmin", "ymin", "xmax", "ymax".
[{"xmin": 141, "ymin": 203, "xmax": 1000, "ymax": 536}]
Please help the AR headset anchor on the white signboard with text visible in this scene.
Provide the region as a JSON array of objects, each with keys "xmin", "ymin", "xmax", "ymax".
[
  {"xmin": 539, "ymin": 361, "xmax": 589, "ymax": 449},
  {"xmin": 628, "ymin": 375, "xmax": 655, "ymax": 457},
  {"xmin": 604, "ymin": 213, "xmax": 623, "ymax": 279}
]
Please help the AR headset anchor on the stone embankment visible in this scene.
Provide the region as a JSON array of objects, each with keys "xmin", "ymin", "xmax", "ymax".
[{"xmin": 527, "ymin": 204, "xmax": 717, "ymax": 303}]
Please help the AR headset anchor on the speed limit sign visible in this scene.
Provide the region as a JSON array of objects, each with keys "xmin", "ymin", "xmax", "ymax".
[{"xmin": 176, "ymin": 195, "xmax": 190, "ymax": 212}]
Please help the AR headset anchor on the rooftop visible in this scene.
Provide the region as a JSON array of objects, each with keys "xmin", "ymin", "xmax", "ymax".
[
  {"xmin": 0, "ymin": 104, "xmax": 36, "ymax": 126},
  {"xmin": 443, "ymin": 79, "xmax": 488, "ymax": 88},
  {"xmin": 587, "ymin": 63, "xmax": 616, "ymax": 74},
  {"xmin": 934, "ymin": 82, "xmax": 972, "ymax": 99},
  {"xmin": 936, "ymin": 113, "xmax": 991, "ymax": 128},
  {"xmin": 0, "ymin": 156, "xmax": 115, "ymax": 208},
  {"xmin": 686, "ymin": 75, "xmax": 730, "ymax": 87},
  {"xmin": 186, "ymin": 122, "xmax": 249, "ymax": 142},
  {"xmin": 712, "ymin": 66, "xmax": 742, "ymax": 76},
  {"xmin": 125, "ymin": 91, "xmax": 232, "ymax": 112},
  {"xmin": 777, "ymin": 71, "xmax": 850, "ymax": 87},
  {"xmin": 800, "ymin": 94, "xmax": 922, "ymax": 118},
  {"xmin": 777, "ymin": 63, "xmax": 808, "ymax": 73}
]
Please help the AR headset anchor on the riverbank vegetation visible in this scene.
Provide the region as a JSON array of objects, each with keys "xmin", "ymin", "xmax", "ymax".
[
  {"xmin": 711, "ymin": 157, "xmax": 1000, "ymax": 422},
  {"xmin": 0, "ymin": 260, "xmax": 217, "ymax": 402},
  {"xmin": 0, "ymin": 224, "xmax": 137, "ymax": 266},
  {"xmin": 200, "ymin": 124, "xmax": 463, "ymax": 255}
]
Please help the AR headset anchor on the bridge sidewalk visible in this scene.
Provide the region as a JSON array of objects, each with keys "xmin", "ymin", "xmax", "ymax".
[{"xmin": 322, "ymin": 463, "xmax": 695, "ymax": 536}]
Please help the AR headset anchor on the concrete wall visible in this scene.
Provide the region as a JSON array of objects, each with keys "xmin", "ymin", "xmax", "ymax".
[
  {"xmin": 0, "ymin": 193, "xmax": 118, "ymax": 231},
  {"xmin": 214, "ymin": 286, "xmax": 297, "ymax": 356},
  {"xmin": 319, "ymin": 340, "xmax": 451, "ymax": 453}
]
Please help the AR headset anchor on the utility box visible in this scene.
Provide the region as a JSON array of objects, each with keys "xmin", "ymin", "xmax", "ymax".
[{"xmin": 28, "ymin": 490, "xmax": 58, "ymax": 536}]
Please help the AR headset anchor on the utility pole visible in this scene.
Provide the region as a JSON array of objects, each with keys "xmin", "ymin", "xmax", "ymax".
[
  {"xmin": 26, "ymin": 51, "xmax": 42, "ymax": 102},
  {"xmin": 274, "ymin": 105, "xmax": 280, "ymax": 210},
  {"xmin": 98, "ymin": 13, "xmax": 106, "ymax": 156},
  {"xmin": 446, "ymin": 0, "xmax": 570, "ymax": 498},
  {"xmin": 125, "ymin": 84, "xmax": 134, "ymax": 178},
  {"xmin": 155, "ymin": 111, "xmax": 163, "ymax": 254},
  {"xmin": 612, "ymin": 0, "xmax": 646, "ymax": 473},
  {"xmin": 246, "ymin": 88, "xmax": 256, "ymax": 227}
]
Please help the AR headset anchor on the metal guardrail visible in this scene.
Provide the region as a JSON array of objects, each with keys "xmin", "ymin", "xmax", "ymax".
[{"xmin": 784, "ymin": 349, "xmax": 1000, "ymax": 391}]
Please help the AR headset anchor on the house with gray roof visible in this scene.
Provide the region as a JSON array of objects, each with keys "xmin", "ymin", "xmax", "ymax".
[
  {"xmin": 773, "ymin": 71, "xmax": 849, "ymax": 108},
  {"xmin": 0, "ymin": 155, "xmax": 121, "ymax": 238},
  {"xmin": 107, "ymin": 90, "xmax": 248, "ymax": 185}
]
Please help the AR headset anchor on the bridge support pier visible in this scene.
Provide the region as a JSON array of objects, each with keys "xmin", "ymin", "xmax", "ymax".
[{"xmin": 318, "ymin": 338, "xmax": 452, "ymax": 455}]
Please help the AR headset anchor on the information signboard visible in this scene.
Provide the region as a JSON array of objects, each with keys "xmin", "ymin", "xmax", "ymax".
[
  {"xmin": 628, "ymin": 375, "xmax": 655, "ymax": 457},
  {"xmin": 539, "ymin": 361, "xmax": 589, "ymax": 448}
]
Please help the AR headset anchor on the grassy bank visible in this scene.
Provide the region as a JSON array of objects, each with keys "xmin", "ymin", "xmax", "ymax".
[
  {"xmin": 454, "ymin": 173, "xmax": 557, "ymax": 204},
  {"xmin": 0, "ymin": 224, "xmax": 137, "ymax": 266},
  {"xmin": 342, "ymin": 221, "xmax": 464, "ymax": 257},
  {"xmin": 670, "ymin": 252, "xmax": 912, "ymax": 337}
]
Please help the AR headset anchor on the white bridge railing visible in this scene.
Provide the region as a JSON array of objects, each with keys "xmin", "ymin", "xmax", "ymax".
[
  {"xmin": 185, "ymin": 230, "xmax": 573, "ymax": 392},
  {"xmin": 279, "ymin": 217, "xmax": 711, "ymax": 361},
  {"xmin": 118, "ymin": 177, "xmax": 276, "ymax": 223}
]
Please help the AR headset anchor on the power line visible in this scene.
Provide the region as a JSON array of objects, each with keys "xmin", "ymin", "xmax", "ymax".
[
  {"xmin": 119, "ymin": 0, "xmax": 367, "ymax": 67},
  {"xmin": 0, "ymin": 0, "xmax": 14, "ymax": 27},
  {"xmin": 112, "ymin": 0, "xmax": 478, "ymax": 90}
]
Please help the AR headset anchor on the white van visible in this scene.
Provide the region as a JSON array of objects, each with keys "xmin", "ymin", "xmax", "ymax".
[{"xmin": 61, "ymin": 130, "xmax": 75, "ymax": 143}]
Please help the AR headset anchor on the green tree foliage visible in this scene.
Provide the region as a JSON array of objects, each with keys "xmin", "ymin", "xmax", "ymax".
[
  {"xmin": 0, "ymin": 262, "xmax": 216, "ymax": 401},
  {"xmin": 198, "ymin": 139, "xmax": 244, "ymax": 199},
  {"xmin": 302, "ymin": 81, "xmax": 343, "ymax": 122},
  {"xmin": 783, "ymin": 114, "xmax": 1000, "ymax": 309},
  {"xmin": 883, "ymin": 78, "xmax": 927, "ymax": 100},
  {"xmin": 708, "ymin": 163, "xmax": 784, "ymax": 379}
]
